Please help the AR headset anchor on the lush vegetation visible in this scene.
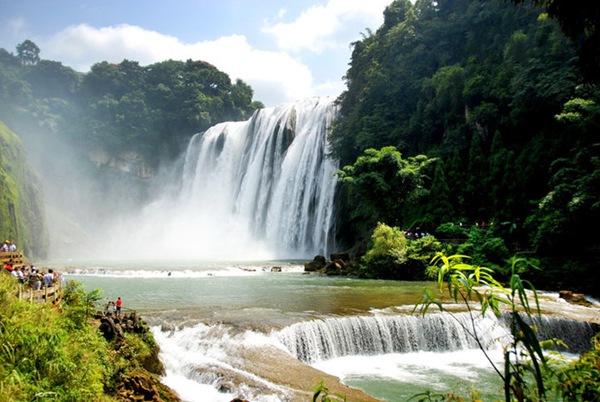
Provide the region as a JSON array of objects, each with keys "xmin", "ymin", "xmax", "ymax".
[
  {"xmin": 331, "ymin": 0, "xmax": 600, "ymax": 295},
  {"xmin": 0, "ymin": 272, "xmax": 176, "ymax": 401}
]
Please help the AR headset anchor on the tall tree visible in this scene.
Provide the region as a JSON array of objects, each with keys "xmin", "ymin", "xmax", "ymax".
[{"xmin": 16, "ymin": 40, "xmax": 40, "ymax": 66}]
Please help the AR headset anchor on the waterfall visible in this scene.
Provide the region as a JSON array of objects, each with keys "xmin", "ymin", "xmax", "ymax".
[
  {"xmin": 115, "ymin": 97, "xmax": 340, "ymax": 261},
  {"xmin": 276, "ymin": 312, "xmax": 599, "ymax": 364}
]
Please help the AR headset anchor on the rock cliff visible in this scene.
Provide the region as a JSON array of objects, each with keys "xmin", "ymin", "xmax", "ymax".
[{"xmin": 0, "ymin": 121, "xmax": 48, "ymax": 258}]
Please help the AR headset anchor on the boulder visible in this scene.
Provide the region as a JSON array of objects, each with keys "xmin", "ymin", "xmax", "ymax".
[
  {"xmin": 559, "ymin": 290, "xmax": 573, "ymax": 300},
  {"xmin": 559, "ymin": 290, "xmax": 592, "ymax": 306},
  {"xmin": 304, "ymin": 255, "xmax": 327, "ymax": 272}
]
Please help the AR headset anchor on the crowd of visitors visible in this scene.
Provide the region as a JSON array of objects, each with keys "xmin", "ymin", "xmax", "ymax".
[{"xmin": 1, "ymin": 240, "xmax": 60, "ymax": 290}]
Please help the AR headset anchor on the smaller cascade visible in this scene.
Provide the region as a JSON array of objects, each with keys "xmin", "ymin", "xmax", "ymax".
[
  {"xmin": 503, "ymin": 314, "xmax": 600, "ymax": 354},
  {"xmin": 275, "ymin": 312, "xmax": 510, "ymax": 363}
]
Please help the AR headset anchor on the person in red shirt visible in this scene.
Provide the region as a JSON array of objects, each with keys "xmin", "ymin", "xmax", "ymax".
[
  {"xmin": 4, "ymin": 260, "xmax": 14, "ymax": 272},
  {"xmin": 115, "ymin": 297, "xmax": 122, "ymax": 316}
]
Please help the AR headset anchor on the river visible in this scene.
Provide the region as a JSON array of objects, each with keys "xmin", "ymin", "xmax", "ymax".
[{"xmin": 51, "ymin": 259, "xmax": 599, "ymax": 402}]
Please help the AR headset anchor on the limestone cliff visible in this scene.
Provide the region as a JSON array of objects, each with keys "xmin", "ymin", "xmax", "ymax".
[{"xmin": 0, "ymin": 121, "xmax": 48, "ymax": 258}]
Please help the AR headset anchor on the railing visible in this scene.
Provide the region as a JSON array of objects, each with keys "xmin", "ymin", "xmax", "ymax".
[
  {"xmin": 18, "ymin": 280, "xmax": 62, "ymax": 304},
  {"xmin": 0, "ymin": 250, "xmax": 25, "ymax": 268}
]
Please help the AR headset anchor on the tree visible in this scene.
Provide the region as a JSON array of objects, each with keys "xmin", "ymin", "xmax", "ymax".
[
  {"xmin": 337, "ymin": 146, "xmax": 436, "ymax": 234},
  {"xmin": 360, "ymin": 222, "xmax": 408, "ymax": 279},
  {"xmin": 16, "ymin": 40, "xmax": 40, "ymax": 65}
]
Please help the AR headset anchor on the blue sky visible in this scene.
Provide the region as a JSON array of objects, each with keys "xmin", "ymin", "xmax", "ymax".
[{"xmin": 0, "ymin": 0, "xmax": 393, "ymax": 106}]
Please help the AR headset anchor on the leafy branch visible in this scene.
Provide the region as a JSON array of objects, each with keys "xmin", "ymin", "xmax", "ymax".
[{"xmin": 415, "ymin": 253, "xmax": 550, "ymax": 402}]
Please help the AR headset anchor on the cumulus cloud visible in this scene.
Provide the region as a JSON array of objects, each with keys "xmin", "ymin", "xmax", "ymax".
[
  {"xmin": 40, "ymin": 23, "xmax": 313, "ymax": 106},
  {"xmin": 30, "ymin": 0, "xmax": 392, "ymax": 106},
  {"xmin": 264, "ymin": 0, "xmax": 391, "ymax": 53}
]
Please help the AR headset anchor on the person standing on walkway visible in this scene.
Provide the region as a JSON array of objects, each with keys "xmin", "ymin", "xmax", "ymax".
[
  {"xmin": 43, "ymin": 269, "xmax": 54, "ymax": 287},
  {"xmin": 115, "ymin": 297, "xmax": 122, "ymax": 316}
]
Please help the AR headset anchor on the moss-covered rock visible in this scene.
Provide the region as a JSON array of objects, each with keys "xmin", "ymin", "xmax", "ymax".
[{"xmin": 0, "ymin": 121, "xmax": 48, "ymax": 258}]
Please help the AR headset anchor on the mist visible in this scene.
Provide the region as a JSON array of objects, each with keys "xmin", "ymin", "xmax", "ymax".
[{"xmin": 21, "ymin": 97, "xmax": 340, "ymax": 263}]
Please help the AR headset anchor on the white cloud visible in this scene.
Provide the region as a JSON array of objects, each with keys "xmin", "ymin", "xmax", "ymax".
[
  {"xmin": 263, "ymin": 0, "xmax": 391, "ymax": 53},
  {"xmin": 40, "ymin": 23, "xmax": 314, "ymax": 106},
  {"xmin": 30, "ymin": 0, "xmax": 392, "ymax": 107}
]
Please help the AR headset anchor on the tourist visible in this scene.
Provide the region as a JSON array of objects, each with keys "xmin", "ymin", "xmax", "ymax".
[
  {"xmin": 29, "ymin": 271, "xmax": 43, "ymax": 290},
  {"xmin": 115, "ymin": 297, "xmax": 122, "ymax": 316},
  {"xmin": 105, "ymin": 301, "xmax": 115, "ymax": 316},
  {"xmin": 43, "ymin": 269, "xmax": 54, "ymax": 287},
  {"xmin": 10, "ymin": 266, "xmax": 20, "ymax": 280},
  {"xmin": 3, "ymin": 260, "xmax": 13, "ymax": 272},
  {"xmin": 13, "ymin": 267, "xmax": 25, "ymax": 283},
  {"xmin": 0, "ymin": 241, "xmax": 8, "ymax": 252}
]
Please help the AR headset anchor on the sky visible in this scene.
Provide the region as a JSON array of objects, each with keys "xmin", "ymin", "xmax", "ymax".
[{"xmin": 0, "ymin": 0, "xmax": 393, "ymax": 106}]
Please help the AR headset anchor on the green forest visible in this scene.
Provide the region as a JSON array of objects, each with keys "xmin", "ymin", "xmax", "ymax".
[
  {"xmin": 0, "ymin": 0, "xmax": 599, "ymax": 295},
  {"xmin": 330, "ymin": 0, "xmax": 599, "ymax": 296}
]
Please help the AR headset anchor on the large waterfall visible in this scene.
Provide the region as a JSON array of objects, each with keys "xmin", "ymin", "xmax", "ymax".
[{"xmin": 113, "ymin": 97, "xmax": 340, "ymax": 260}]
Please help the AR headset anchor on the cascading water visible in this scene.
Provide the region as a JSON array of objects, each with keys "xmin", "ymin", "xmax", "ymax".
[
  {"xmin": 275, "ymin": 312, "xmax": 599, "ymax": 364},
  {"xmin": 275, "ymin": 312, "xmax": 510, "ymax": 363},
  {"xmin": 113, "ymin": 97, "xmax": 340, "ymax": 260}
]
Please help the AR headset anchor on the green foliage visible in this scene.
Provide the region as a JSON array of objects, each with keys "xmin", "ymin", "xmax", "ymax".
[
  {"xmin": 0, "ymin": 274, "xmax": 111, "ymax": 401},
  {"xmin": 456, "ymin": 226, "xmax": 510, "ymax": 275},
  {"xmin": 331, "ymin": 0, "xmax": 599, "ymax": 294},
  {"xmin": 0, "ymin": 121, "xmax": 49, "ymax": 258},
  {"xmin": 62, "ymin": 280, "xmax": 103, "ymax": 328},
  {"xmin": 16, "ymin": 40, "xmax": 40, "ymax": 66},
  {"xmin": 434, "ymin": 222, "xmax": 468, "ymax": 240},
  {"xmin": 416, "ymin": 254, "xmax": 554, "ymax": 402},
  {"xmin": 555, "ymin": 333, "xmax": 600, "ymax": 401},
  {"xmin": 0, "ymin": 47, "xmax": 261, "ymax": 168},
  {"xmin": 0, "ymin": 274, "xmax": 168, "ymax": 401},
  {"xmin": 406, "ymin": 234, "xmax": 446, "ymax": 275},
  {"xmin": 338, "ymin": 146, "xmax": 435, "ymax": 236},
  {"xmin": 360, "ymin": 222, "xmax": 408, "ymax": 279}
]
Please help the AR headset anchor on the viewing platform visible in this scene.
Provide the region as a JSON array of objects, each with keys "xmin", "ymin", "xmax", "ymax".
[{"xmin": 2, "ymin": 250, "xmax": 62, "ymax": 304}]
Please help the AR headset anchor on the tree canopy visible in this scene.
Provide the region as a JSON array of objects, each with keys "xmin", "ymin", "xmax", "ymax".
[{"xmin": 0, "ymin": 44, "xmax": 262, "ymax": 164}]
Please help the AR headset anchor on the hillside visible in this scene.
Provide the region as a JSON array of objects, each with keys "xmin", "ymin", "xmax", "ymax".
[
  {"xmin": 0, "ymin": 121, "xmax": 48, "ymax": 258},
  {"xmin": 331, "ymin": 0, "xmax": 600, "ymax": 294}
]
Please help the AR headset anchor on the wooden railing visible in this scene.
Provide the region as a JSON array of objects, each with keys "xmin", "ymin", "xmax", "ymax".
[
  {"xmin": 0, "ymin": 250, "xmax": 25, "ymax": 269},
  {"xmin": 1, "ymin": 250, "xmax": 61, "ymax": 304},
  {"xmin": 18, "ymin": 280, "xmax": 62, "ymax": 304}
]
